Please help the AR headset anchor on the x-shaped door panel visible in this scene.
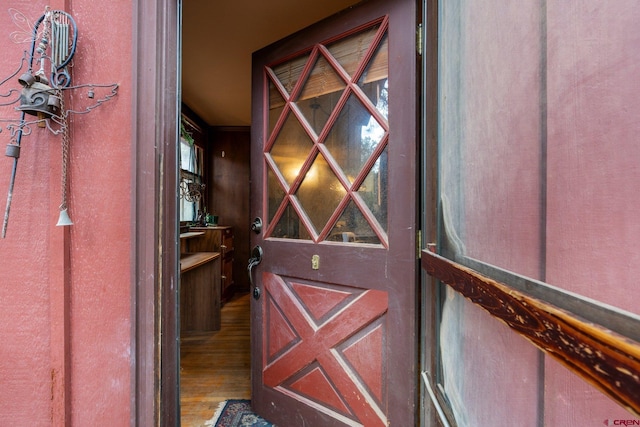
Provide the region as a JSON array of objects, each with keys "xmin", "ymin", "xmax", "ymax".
[{"xmin": 262, "ymin": 272, "xmax": 388, "ymax": 426}]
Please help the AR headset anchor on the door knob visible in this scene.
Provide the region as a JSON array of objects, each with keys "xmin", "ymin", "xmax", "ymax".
[
  {"xmin": 247, "ymin": 245, "xmax": 263, "ymax": 299},
  {"xmin": 251, "ymin": 217, "xmax": 263, "ymax": 234}
]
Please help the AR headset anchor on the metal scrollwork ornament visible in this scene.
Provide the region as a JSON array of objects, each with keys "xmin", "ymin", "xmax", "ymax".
[
  {"xmin": 180, "ymin": 179, "xmax": 205, "ymax": 203},
  {"xmin": 0, "ymin": 7, "xmax": 119, "ymax": 238}
]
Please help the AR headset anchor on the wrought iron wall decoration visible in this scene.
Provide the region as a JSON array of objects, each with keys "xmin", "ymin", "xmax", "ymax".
[
  {"xmin": 0, "ymin": 7, "xmax": 118, "ymax": 238},
  {"xmin": 179, "ymin": 179, "xmax": 205, "ymax": 203},
  {"xmin": 179, "ymin": 120, "xmax": 206, "ymax": 215}
]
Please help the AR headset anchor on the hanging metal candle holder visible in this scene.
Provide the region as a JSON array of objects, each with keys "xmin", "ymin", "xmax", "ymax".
[
  {"xmin": 0, "ymin": 7, "xmax": 119, "ymax": 238},
  {"xmin": 16, "ymin": 71, "xmax": 61, "ymax": 118}
]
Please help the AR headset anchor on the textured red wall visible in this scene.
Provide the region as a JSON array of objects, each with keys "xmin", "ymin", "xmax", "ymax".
[{"xmin": 0, "ymin": 1, "xmax": 132, "ymax": 425}]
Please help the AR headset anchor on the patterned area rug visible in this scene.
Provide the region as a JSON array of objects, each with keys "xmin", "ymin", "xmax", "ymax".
[{"xmin": 204, "ymin": 400, "xmax": 275, "ymax": 427}]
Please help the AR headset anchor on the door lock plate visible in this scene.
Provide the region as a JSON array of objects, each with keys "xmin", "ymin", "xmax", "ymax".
[{"xmin": 311, "ymin": 254, "xmax": 320, "ymax": 270}]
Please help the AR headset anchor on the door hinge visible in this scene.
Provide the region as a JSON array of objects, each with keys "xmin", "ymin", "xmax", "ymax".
[
  {"xmin": 417, "ymin": 229, "xmax": 422, "ymax": 259},
  {"xmin": 416, "ymin": 23, "xmax": 423, "ymax": 56}
]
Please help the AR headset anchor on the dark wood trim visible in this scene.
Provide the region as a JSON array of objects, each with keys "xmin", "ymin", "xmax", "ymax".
[
  {"xmin": 181, "ymin": 104, "xmax": 209, "ymax": 160},
  {"xmin": 132, "ymin": 0, "xmax": 180, "ymax": 425},
  {"xmin": 181, "ymin": 103, "xmax": 208, "ymax": 135},
  {"xmin": 420, "ymin": 0, "xmax": 441, "ymax": 425},
  {"xmin": 422, "ymin": 250, "xmax": 640, "ymax": 417}
]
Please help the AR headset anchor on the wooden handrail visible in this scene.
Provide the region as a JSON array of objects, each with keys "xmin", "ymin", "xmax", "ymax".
[{"xmin": 422, "ymin": 250, "xmax": 640, "ymax": 417}]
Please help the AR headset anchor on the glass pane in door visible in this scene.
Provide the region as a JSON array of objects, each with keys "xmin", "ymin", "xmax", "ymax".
[
  {"xmin": 324, "ymin": 92, "xmax": 385, "ymax": 184},
  {"xmin": 295, "ymin": 152, "xmax": 345, "ymax": 234},
  {"xmin": 326, "ymin": 23, "xmax": 381, "ymax": 77},
  {"xmin": 269, "ymin": 112, "xmax": 314, "ymax": 187},
  {"xmin": 296, "ymin": 55, "xmax": 346, "ymax": 136},
  {"xmin": 265, "ymin": 21, "xmax": 389, "ymax": 245}
]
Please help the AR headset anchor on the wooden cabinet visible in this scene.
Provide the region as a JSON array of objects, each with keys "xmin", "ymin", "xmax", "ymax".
[
  {"xmin": 188, "ymin": 226, "xmax": 234, "ymax": 303},
  {"xmin": 219, "ymin": 227, "xmax": 234, "ymax": 302},
  {"xmin": 179, "ymin": 231, "xmax": 221, "ymax": 333},
  {"xmin": 180, "ymin": 252, "xmax": 221, "ymax": 333}
]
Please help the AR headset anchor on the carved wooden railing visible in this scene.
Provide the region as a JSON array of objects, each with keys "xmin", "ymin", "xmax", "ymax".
[{"xmin": 422, "ymin": 250, "xmax": 640, "ymax": 417}]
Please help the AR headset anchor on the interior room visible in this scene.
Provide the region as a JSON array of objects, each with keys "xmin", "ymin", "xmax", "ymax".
[{"xmin": 178, "ymin": 1, "xmax": 361, "ymax": 424}]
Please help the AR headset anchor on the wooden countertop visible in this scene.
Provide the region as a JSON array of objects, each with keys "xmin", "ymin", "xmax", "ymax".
[
  {"xmin": 189, "ymin": 226, "xmax": 231, "ymax": 230},
  {"xmin": 180, "ymin": 252, "xmax": 220, "ymax": 273},
  {"xmin": 180, "ymin": 231, "xmax": 205, "ymax": 239}
]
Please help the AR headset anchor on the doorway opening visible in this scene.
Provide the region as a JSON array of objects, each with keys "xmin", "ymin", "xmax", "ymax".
[{"xmin": 177, "ymin": 1, "xmax": 363, "ymax": 425}]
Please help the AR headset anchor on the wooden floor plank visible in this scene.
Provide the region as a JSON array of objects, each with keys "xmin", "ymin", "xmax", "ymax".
[{"xmin": 180, "ymin": 293, "xmax": 251, "ymax": 426}]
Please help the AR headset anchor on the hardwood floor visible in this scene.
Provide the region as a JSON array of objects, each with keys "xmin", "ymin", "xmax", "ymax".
[{"xmin": 180, "ymin": 293, "xmax": 251, "ymax": 427}]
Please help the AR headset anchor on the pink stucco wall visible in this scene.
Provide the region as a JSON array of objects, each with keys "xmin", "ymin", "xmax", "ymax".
[{"xmin": 0, "ymin": 1, "xmax": 132, "ymax": 425}]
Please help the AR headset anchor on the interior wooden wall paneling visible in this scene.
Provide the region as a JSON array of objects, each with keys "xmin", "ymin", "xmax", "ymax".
[
  {"xmin": 209, "ymin": 127, "xmax": 251, "ymax": 294},
  {"xmin": 180, "ymin": 293, "xmax": 251, "ymax": 426}
]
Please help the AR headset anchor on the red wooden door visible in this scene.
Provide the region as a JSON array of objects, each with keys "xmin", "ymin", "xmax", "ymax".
[{"xmin": 250, "ymin": 0, "xmax": 417, "ymax": 425}]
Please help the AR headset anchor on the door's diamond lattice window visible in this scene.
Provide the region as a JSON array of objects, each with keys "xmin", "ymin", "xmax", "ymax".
[{"xmin": 265, "ymin": 19, "xmax": 389, "ymax": 246}]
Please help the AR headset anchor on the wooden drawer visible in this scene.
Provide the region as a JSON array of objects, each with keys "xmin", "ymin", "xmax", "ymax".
[
  {"xmin": 221, "ymin": 228, "xmax": 234, "ymax": 258},
  {"xmin": 221, "ymin": 258, "xmax": 234, "ymax": 292}
]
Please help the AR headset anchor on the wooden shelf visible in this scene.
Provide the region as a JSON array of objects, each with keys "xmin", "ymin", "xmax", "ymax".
[
  {"xmin": 180, "ymin": 252, "xmax": 220, "ymax": 273},
  {"xmin": 180, "ymin": 231, "xmax": 205, "ymax": 239}
]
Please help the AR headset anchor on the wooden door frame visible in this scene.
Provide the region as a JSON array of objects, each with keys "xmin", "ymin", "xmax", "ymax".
[
  {"xmin": 132, "ymin": 0, "xmax": 181, "ymax": 425},
  {"xmin": 419, "ymin": 0, "xmax": 439, "ymax": 425},
  {"xmin": 131, "ymin": 0, "xmax": 640, "ymax": 424},
  {"xmin": 131, "ymin": 0, "xmax": 424, "ymax": 425}
]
